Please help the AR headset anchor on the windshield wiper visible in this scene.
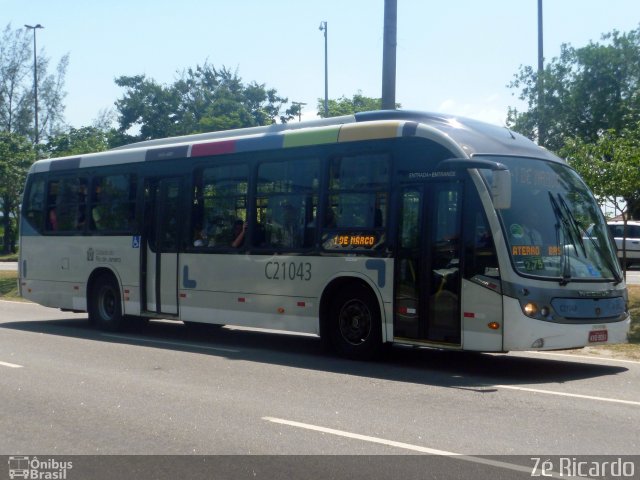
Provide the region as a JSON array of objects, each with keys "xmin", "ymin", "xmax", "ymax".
[
  {"xmin": 557, "ymin": 194, "xmax": 587, "ymax": 257},
  {"xmin": 555, "ymin": 193, "xmax": 622, "ymax": 285},
  {"xmin": 548, "ymin": 192, "xmax": 572, "ymax": 285}
]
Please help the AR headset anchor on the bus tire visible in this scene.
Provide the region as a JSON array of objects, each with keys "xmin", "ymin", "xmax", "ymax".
[
  {"xmin": 330, "ymin": 284, "xmax": 382, "ymax": 360},
  {"xmin": 89, "ymin": 273, "xmax": 124, "ymax": 332}
]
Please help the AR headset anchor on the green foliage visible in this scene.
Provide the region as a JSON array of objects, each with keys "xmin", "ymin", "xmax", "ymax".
[
  {"xmin": 0, "ymin": 271, "xmax": 21, "ymax": 300},
  {"xmin": 0, "ymin": 23, "xmax": 69, "ymax": 141},
  {"xmin": 508, "ymin": 26, "xmax": 640, "ymax": 219},
  {"xmin": 508, "ymin": 27, "xmax": 640, "ymax": 153},
  {"xmin": 114, "ymin": 64, "xmax": 293, "ymax": 143},
  {"xmin": 0, "ymin": 24, "xmax": 69, "ymax": 253},
  {"xmin": 0, "ymin": 131, "xmax": 34, "ymax": 253},
  {"xmin": 561, "ymin": 124, "xmax": 640, "ymax": 219},
  {"xmin": 316, "ymin": 92, "xmax": 400, "ymax": 118},
  {"xmin": 45, "ymin": 126, "xmax": 110, "ymax": 157}
]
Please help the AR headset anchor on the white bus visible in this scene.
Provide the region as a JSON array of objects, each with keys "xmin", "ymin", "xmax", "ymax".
[{"xmin": 19, "ymin": 111, "xmax": 630, "ymax": 359}]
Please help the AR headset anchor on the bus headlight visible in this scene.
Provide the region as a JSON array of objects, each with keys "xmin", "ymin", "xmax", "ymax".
[
  {"xmin": 522, "ymin": 302, "xmax": 552, "ymax": 319},
  {"xmin": 523, "ymin": 302, "xmax": 538, "ymax": 317}
]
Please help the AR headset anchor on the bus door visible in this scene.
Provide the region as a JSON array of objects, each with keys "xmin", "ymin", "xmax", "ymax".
[
  {"xmin": 394, "ymin": 181, "xmax": 463, "ymax": 344},
  {"xmin": 142, "ymin": 177, "xmax": 183, "ymax": 316}
]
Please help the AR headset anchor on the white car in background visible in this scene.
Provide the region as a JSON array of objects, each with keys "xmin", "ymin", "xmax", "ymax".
[{"xmin": 607, "ymin": 220, "xmax": 640, "ymax": 268}]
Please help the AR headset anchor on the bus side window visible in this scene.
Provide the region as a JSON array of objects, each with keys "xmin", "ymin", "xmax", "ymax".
[
  {"xmin": 45, "ymin": 177, "xmax": 87, "ymax": 233},
  {"xmin": 322, "ymin": 153, "xmax": 389, "ymax": 250},
  {"xmin": 194, "ymin": 164, "xmax": 248, "ymax": 249},
  {"xmin": 90, "ymin": 174, "xmax": 136, "ymax": 232},
  {"xmin": 24, "ymin": 176, "xmax": 46, "ymax": 232},
  {"xmin": 256, "ymin": 158, "xmax": 319, "ymax": 250},
  {"xmin": 463, "ymin": 195, "xmax": 499, "ymax": 279}
]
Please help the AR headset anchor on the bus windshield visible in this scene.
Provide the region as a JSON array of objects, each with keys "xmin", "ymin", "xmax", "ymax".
[{"xmin": 480, "ymin": 156, "xmax": 621, "ymax": 283}]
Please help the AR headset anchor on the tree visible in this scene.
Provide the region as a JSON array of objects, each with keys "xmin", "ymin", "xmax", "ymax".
[
  {"xmin": 114, "ymin": 63, "xmax": 294, "ymax": 144},
  {"xmin": 45, "ymin": 126, "xmax": 111, "ymax": 157},
  {"xmin": 0, "ymin": 132, "xmax": 33, "ymax": 253},
  {"xmin": 507, "ymin": 27, "xmax": 640, "ymax": 153},
  {"xmin": 508, "ymin": 26, "xmax": 640, "ymax": 219},
  {"xmin": 0, "ymin": 23, "xmax": 69, "ymax": 142},
  {"xmin": 561, "ymin": 124, "xmax": 640, "ymax": 269},
  {"xmin": 0, "ymin": 24, "xmax": 68, "ymax": 252},
  {"xmin": 316, "ymin": 91, "xmax": 400, "ymax": 118}
]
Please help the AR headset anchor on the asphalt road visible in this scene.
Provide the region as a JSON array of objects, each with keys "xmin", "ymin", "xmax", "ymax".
[{"xmin": 1, "ymin": 300, "xmax": 639, "ymax": 477}]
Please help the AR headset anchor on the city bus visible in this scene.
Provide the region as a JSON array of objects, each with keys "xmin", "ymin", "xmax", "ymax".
[{"xmin": 18, "ymin": 110, "xmax": 630, "ymax": 359}]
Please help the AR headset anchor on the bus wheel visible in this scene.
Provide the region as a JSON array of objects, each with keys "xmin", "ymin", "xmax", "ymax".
[
  {"xmin": 89, "ymin": 274, "xmax": 124, "ymax": 332},
  {"xmin": 330, "ymin": 285, "xmax": 382, "ymax": 360}
]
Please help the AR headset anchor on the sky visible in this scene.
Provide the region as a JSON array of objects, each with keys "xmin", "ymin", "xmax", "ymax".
[{"xmin": 5, "ymin": 0, "xmax": 640, "ymax": 129}]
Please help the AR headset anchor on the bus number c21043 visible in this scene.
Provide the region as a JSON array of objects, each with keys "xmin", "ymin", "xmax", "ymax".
[{"xmin": 265, "ymin": 261, "xmax": 312, "ymax": 281}]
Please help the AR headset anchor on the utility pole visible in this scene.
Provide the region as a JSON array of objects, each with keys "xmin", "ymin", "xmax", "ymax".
[
  {"xmin": 381, "ymin": 0, "xmax": 397, "ymax": 110},
  {"xmin": 319, "ymin": 21, "xmax": 328, "ymax": 117},
  {"xmin": 25, "ymin": 24, "xmax": 44, "ymax": 145},
  {"xmin": 537, "ymin": 0, "xmax": 545, "ymax": 146},
  {"xmin": 292, "ymin": 102, "xmax": 307, "ymax": 122}
]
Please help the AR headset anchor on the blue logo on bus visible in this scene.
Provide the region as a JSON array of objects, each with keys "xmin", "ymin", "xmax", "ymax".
[{"xmin": 132, "ymin": 235, "xmax": 141, "ymax": 248}]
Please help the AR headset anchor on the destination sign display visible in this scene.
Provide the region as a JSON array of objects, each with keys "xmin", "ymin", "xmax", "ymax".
[{"xmin": 323, "ymin": 232, "xmax": 382, "ymax": 250}]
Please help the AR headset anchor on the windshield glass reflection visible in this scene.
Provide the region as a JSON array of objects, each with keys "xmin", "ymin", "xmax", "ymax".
[{"xmin": 480, "ymin": 156, "xmax": 620, "ymax": 282}]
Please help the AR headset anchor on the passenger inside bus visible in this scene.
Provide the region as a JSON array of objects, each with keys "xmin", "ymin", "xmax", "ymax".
[
  {"xmin": 47, "ymin": 208, "xmax": 58, "ymax": 231},
  {"xmin": 193, "ymin": 227, "xmax": 207, "ymax": 247},
  {"xmin": 230, "ymin": 220, "xmax": 247, "ymax": 248}
]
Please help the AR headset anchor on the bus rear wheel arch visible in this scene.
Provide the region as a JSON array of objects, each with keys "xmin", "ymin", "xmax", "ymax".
[{"xmin": 321, "ymin": 279, "xmax": 383, "ymax": 360}]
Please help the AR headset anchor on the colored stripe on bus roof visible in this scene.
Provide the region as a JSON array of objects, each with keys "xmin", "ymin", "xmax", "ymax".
[
  {"xmin": 338, "ymin": 121, "xmax": 402, "ymax": 143},
  {"xmin": 191, "ymin": 140, "xmax": 236, "ymax": 157},
  {"xmin": 235, "ymin": 134, "xmax": 284, "ymax": 153},
  {"xmin": 282, "ymin": 126, "xmax": 340, "ymax": 148}
]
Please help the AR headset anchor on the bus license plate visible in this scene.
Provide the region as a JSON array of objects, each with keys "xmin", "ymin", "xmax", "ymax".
[{"xmin": 588, "ymin": 330, "xmax": 608, "ymax": 343}]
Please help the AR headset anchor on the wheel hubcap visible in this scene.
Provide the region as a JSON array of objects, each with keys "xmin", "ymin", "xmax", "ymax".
[
  {"xmin": 339, "ymin": 299, "xmax": 372, "ymax": 345},
  {"xmin": 99, "ymin": 287, "xmax": 116, "ymax": 321}
]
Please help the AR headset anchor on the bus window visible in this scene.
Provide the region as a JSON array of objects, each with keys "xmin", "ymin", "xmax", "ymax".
[
  {"xmin": 193, "ymin": 164, "xmax": 248, "ymax": 248},
  {"xmin": 46, "ymin": 177, "xmax": 88, "ymax": 232},
  {"xmin": 255, "ymin": 158, "xmax": 319, "ymax": 250},
  {"xmin": 24, "ymin": 176, "xmax": 46, "ymax": 231},
  {"xmin": 90, "ymin": 174, "xmax": 137, "ymax": 232},
  {"xmin": 463, "ymin": 193, "xmax": 499, "ymax": 279},
  {"xmin": 323, "ymin": 153, "xmax": 389, "ymax": 250}
]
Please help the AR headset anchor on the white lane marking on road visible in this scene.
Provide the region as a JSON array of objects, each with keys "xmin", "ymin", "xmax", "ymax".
[
  {"xmin": 101, "ymin": 334, "xmax": 239, "ymax": 353},
  {"xmin": 0, "ymin": 360, "xmax": 23, "ymax": 368},
  {"xmin": 262, "ymin": 417, "xmax": 569, "ymax": 478},
  {"xmin": 494, "ymin": 385, "xmax": 640, "ymax": 407}
]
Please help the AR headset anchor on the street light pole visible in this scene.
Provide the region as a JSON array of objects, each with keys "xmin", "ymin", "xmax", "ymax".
[
  {"xmin": 381, "ymin": 0, "xmax": 397, "ymax": 110},
  {"xmin": 25, "ymin": 24, "xmax": 44, "ymax": 145},
  {"xmin": 319, "ymin": 21, "xmax": 328, "ymax": 117},
  {"xmin": 537, "ymin": 0, "xmax": 545, "ymax": 146}
]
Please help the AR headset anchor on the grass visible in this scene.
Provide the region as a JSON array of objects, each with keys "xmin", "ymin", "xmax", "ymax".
[
  {"xmin": 0, "ymin": 253, "xmax": 18, "ymax": 262},
  {"xmin": 0, "ymin": 270, "xmax": 21, "ymax": 301},
  {"xmin": 0, "ymin": 269, "xmax": 639, "ymax": 359}
]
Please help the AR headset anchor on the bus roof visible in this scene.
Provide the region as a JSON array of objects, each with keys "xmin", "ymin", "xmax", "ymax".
[{"xmin": 30, "ymin": 110, "xmax": 562, "ymax": 174}]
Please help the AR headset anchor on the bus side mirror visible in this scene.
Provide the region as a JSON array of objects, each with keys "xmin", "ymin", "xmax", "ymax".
[
  {"xmin": 491, "ymin": 169, "xmax": 511, "ymax": 210},
  {"xmin": 436, "ymin": 158, "xmax": 512, "ymax": 210}
]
